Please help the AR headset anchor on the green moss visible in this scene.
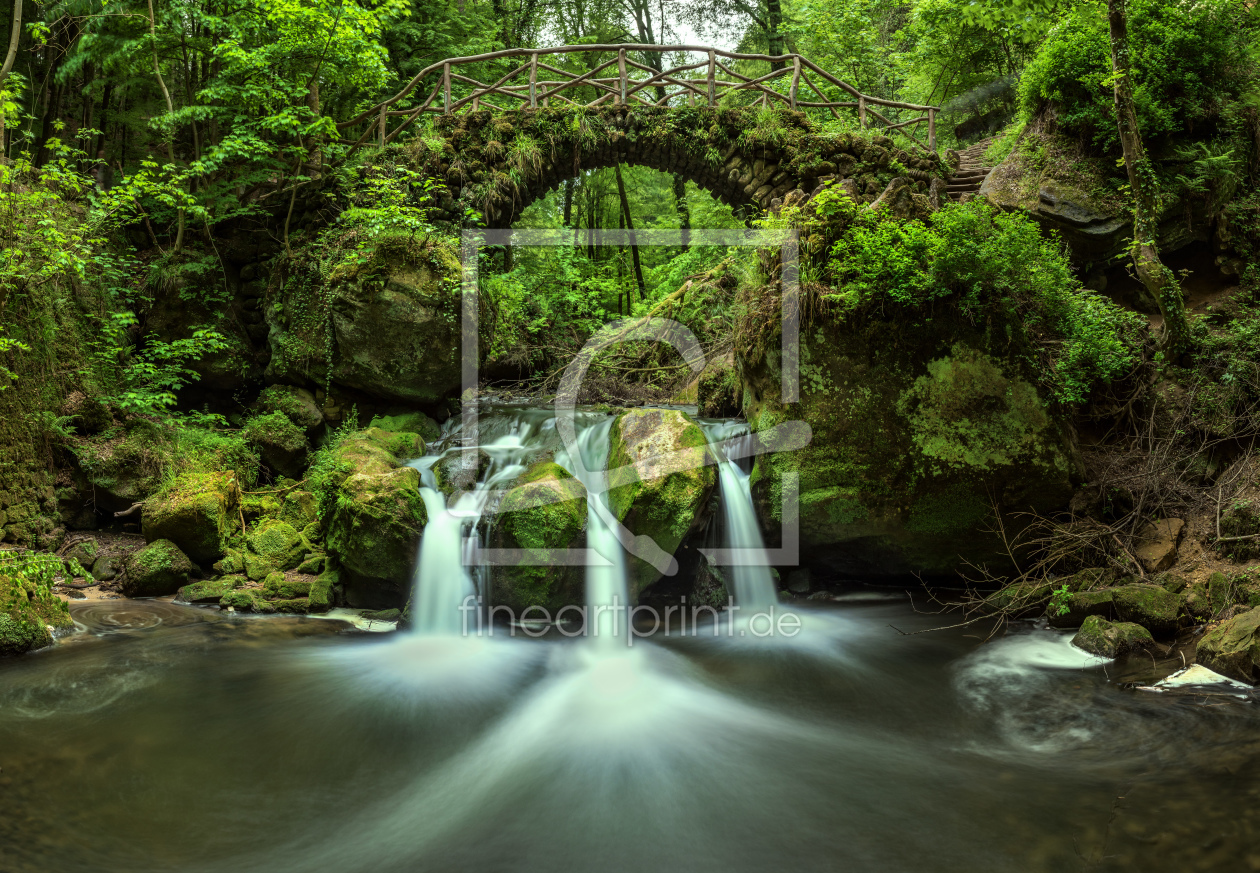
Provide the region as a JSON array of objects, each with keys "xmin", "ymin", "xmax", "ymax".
[
  {"xmin": 308, "ymin": 568, "xmax": 338, "ymax": 613},
  {"xmin": 607, "ymin": 409, "xmax": 716, "ymax": 598},
  {"xmin": 247, "ymin": 519, "xmax": 305, "ymax": 570},
  {"xmin": 904, "ymin": 486, "xmax": 990, "ymax": 536},
  {"xmin": 178, "ymin": 577, "xmax": 243, "ymax": 604},
  {"xmin": 1111, "ymin": 583, "xmax": 1182, "ymax": 636},
  {"xmin": 142, "ymin": 470, "xmax": 241, "ymax": 564},
  {"xmin": 1072, "ymin": 615, "xmax": 1155, "ymax": 658},
  {"xmin": 360, "ymin": 427, "xmax": 424, "ymax": 460},
  {"xmin": 121, "ymin": 539, "xmax": 194, "ymax": 597},
  {"xmin": 263, "ymin": 573, "xmax": 312, "ymax": 600},
  {"xmin": 368, "ymin": 411, "xmax": 440, "ymax": 442},
  {"xmin": 492, "ymin": 461, "xmax": 587, "ymax": 611}
]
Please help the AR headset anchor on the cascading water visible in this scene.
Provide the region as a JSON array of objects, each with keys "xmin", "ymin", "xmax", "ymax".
[
  {"xmin": 554, "ymin": 414, "xmax": 629, "ymax": 647},
  {"xmin": 406, "ymin": 407, "xmax": 557, "ymax": 634},
  {"xmin": 700, "ymin": 420, "xmax": 778, "ymax": 610}
]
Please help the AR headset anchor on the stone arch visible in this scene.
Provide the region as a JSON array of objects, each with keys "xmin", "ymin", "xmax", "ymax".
[{"xmin": 404, "ymin": 105, "xmax": 942, "ymax": 227}]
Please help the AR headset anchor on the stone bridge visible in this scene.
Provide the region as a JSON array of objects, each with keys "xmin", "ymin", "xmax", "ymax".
[{"xmin": 397, "ymin": 104, "xmax": 944, "ymax": 227}]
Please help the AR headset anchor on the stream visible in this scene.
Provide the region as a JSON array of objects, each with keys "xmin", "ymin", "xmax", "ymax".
[{"xmin": 3, "ymin": 407, "xmax": 1260, "ymax": 872}]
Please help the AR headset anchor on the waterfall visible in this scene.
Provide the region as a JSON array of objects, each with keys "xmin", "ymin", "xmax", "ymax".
[
  {"xmin": 701, "ymin": 420, "xmax": 779, "ymax": 610},
  {"xmin": 556, "ymin": 416, "xmax": 629, "ymax": 647},
  {"xmin": 407, "ymin": 408, "xmax": 549, "ymax": 634}
]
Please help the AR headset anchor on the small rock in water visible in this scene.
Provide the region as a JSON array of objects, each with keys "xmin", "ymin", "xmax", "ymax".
[{"xmin": 1072, "ymin": 615, "xmax": 1157, "ymax": 659}]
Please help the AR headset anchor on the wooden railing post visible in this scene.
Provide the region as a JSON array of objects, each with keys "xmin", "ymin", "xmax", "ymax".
[
  {"xmin": 927, "ymin": 108, "xmax": 936, "ymax": 150},
  {"xmin": 706, "ymin": 49, "xmax": 716, "ymax": 107},
  {"xmin": 443, "ymin": 62, "xmax": 451, "ymax": 114},
  {"xmin": 529, "ymin": 53, "xmax": 539, "ymax": 108},
  {"xmin": 618, "ymin": 48, "xmax": 627, "ymax": 105},
  {"xmin": 858, "ymin": 95, "xmax": 866, "ymax": 129},
  {"xmin": 378, "ymin": 105, "xmax": 386, "ymax": 146},
  {"xmin": 789, "ymin": 56, "xmax": 800, "ymax": 109}
]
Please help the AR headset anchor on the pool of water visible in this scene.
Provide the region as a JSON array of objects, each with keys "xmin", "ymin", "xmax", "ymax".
[{"xmin": 2, "ymin": 597, "xmax": 1258, "ymax": 872}]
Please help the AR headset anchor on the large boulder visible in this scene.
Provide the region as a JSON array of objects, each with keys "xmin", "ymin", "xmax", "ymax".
[
  {"xmin": 1196, "ymin": 606, "xmax": 1260, "ymax": 683},
  {"xmin": 0, "ymin": 558, "xmax": 73, "ymax": 655},
  {"xmin": 267, "ymin": 237, "xmax": 473, "ymax": 404},
  {"xmin": 1111, "ymin": 583, "xmax": 1182, "ymax": 637},
  {"xmin": 142, "ymin": 471, "xmax": 241, "ymax": 565},
  {"xmin": 243, "ymin": 412, "xmax": 309, "ymax": 480},
  {"xmin": 121, "ymin": 539, "xmax": 194, "ymax": 597},
  {"xmin": 1072, "ymin": 615, "xmax": 1157, "ymax": 659},
  {"xmin": 607, "ymin": 409, "xmax": 717, "ymax": 599},
  {"xmin": 1132, "ymin": 518, "xmax": 1184, "ymax": 573},
  {"xmin": 743, "ymin": 324, "xmax": 1082, "ymax": 577},
  {"xmin": 254, "ymin": 385, "xmax": 324, "ymax": 434},
  {"xmin": 323, "ymin": 431, "xmax": 428, "ymax": 607},
  {"xmin": 1047, "ymin": 588, "xmax": 1115, "ymax": 629},
  {"xmin": 246, "ymin": 519, "xmax": 306, "ymax": 571},
  {"xmin": 491, "ymin": 461, "xmax": 587, "ymax": 613}
]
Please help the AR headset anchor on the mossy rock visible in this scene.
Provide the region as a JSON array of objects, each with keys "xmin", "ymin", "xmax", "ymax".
[
  {"xmin": 91, "ymin": 554, "xmax": 119, "ymax": 581},
  {"xmin": 1183, "ymin": 582, "xmax": 1213, "ymax": 621},
  {"xmin": 1152, "ymin": 572, "xmax": 1191, "ymax": 594},
  {"xmin": 255, "ymin": 385, "xmax": 323, "ymax": 433},
  {"xmin": 309, "ymin": 568, "xmax": 338, "ymax": 613},
  {"xmin": 244, "ymin": 551, "xmax": 272, "ymax": 582},
  {"xmin": 273, "ymin": 598, "xmax": 310, "ymax": 614},
  {"xmin": 121, "ymin": 539, "xmax": 194, "ymax": 597},
  {"xmin": 608, "ymin": 409, "xmax": 717, "ymax": 599},
  {"xmin": 696, "ymin": 356, "xmax": 740, "ymax": 417},
  {"xmin": 324, "ymin": 434, "xmax": 427, "ymax": 607},
  {"xmin": 308, "ymin": 568, "xmax": 339, "ymax": 614},
  {"xmin": 1111, "ymin": 583, "xmax": 1182, "ymax": 637},
  {"xmin": 280, "ymin": 490, "xmax": 319, "ymax": 528},
  {"xmin": 297, "ymin": 554, "xmax": 324, "ymax": 575},
  {"xmin": 492, "ymin": 461, "xmax": 588, "ymax": 612},
  {"xmin": 262, "ymin": 573, "xmax": 312, "ymax": 600},
  {"xmin": 268, "ymin": 237, "xmax": 472, "ymax": 404},
  {"xmin": 1197, "ymin": 606, "xmax": 1260, "ymax": 683},
  {"xmin": 220, "ymin": 588, "xmax": 276, "ymax": 613},
  {"xmin": 64, "ymin": 538, "xmax": 99, "ymax": 569},
  {"xmin": 361, "ymin": 427, "xmax": 424, "ymax": 461},
  {"xmin": 369, "ymin": 411, "xmax": 441, "ymax": 442},
  {"xmin": 1047, "ymin": 588, "xmax": 1115, "ymax": 629},
  {"xmin": 177, "ymin": 577, "xmax": 243, "ymax": 604},
  {"xmin": 742, "ymin": 318, "xmax": 1081, "ymax": 577},
  {"xmin": 244, "ymin": 412, "xmax": 309, "ymax": 480},
  {"xmin": 0, "ymin": 567, "xmax": 72, "ymax": 656},
  {"xmin": 142, "ymin": 471, "xmax": 241, "ymax": 564},
  {"xmin": 247, "ymin": 519, "xmax": 305, "ymax": 570},
  {"xmin": 213, "ymin": 548, "xmax": 246, "ymax": 576},
  {"xmin": 1072, "ymin": 615, "xmax": 1156, "ymax": 659}
]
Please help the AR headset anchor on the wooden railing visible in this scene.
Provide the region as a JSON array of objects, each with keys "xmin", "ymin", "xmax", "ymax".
[{"xmin": 337, "ymin": 45, "xmax": 941, "ymax": 154}]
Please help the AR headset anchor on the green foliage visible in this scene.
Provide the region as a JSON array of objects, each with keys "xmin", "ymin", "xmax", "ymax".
[
  {"xmin": 827, "ymin": 200, "xmax": 1144, "ymax": 404},
  {"xmin": 106, "ymin": 330, "xmax": 229, "ymax": 418},
  {"xmin": 306, "ymin": 412, "xmax": 361, "ymax": 526},
  {"xmin": 1018, "ymin": 0, "xmax": 1257, "ymax": 150},
  {"xmin": 1048, "ymin": 582, "xmax": 1072, "ymax": 617}
]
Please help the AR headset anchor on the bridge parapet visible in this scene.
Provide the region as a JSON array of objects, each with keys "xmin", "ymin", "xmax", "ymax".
[{"xmin": 338, "ymin": 46, "xmax": 941, "ymax": 156}]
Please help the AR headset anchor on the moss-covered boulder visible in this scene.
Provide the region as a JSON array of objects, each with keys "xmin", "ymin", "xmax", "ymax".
[
  {"xmin": 91, "ymin": 554, "xmax": 119, "ymax": 581},
  {"xmin": 0, "ymin": 563, "xmax": 73, "ymax": 655},
  {"xmin": 262, "ymin": 572, "xmax": 312, "ymax": 600},
  {"xmin": 308, "ymin": 568, "xmax": 338, "ymax": 613},
  {"xmin": 121, "ymin": 539, "xmax": 194, "ymax": 597},
  {"xmin": 247, "ymin": 519, "xmax": 306, "ymax": 571},
  {"xmin": 64, "ymin": 538, "xmax": 99, "ymax": 569},
  {"xmin": 221, "ymin": 588, "xmax": 276, "ymax": 613},
  {"xmin": 142, "ymin": 471, "xmax": 241, "ymax": 565},
  {"xmin": 1197, "ymin": 606, "xmax": 1260, "ymax": 683},
  {"xmin": 492, "ymin": 461, "xmax": 587, "ymax": 612},
  {"xmin": 267, "ymin": 237, "xmax": 470, "ymax": 404},
  {"xmin": 1111, "ymin": 583, "xmax": 1182, "ymax": 637},
  {"xmin": 255, "ymin": 384, "xmax": 324, "ymax": 434},
  {"xmin": 244, "ymin": 412, "xmax": 309, "ymax": 480},
  {"xmin": 607, "ymin": 409, "xmax": 716, "ymax": 599},
  {"xmin": 177, "ymin": 577, "xmax": 242, "ymax": 604},
  {"xmin": 982, "ymin": 579, "xmax": 1055, "ymax": 616},
  {"xmin": 1047, "ymin": 588, "xmax": 1115, "ymax": 629},
  {"xmin": 369, "ymin": 411, "xmax": 441, "ymax": 442},
  {"xmin": 1072, "ymin": 615, "xmax": 1157, "ymax": 659},
  {"xmin": 359, "ymin": 427, "xmax": 424, "ymax": 461},
  {"xmin": 324, "ymin": 432, "xmax": 427, "ymax": 607},
  {"xmin": 742, "ymin": 321, "xmax": 1081, "ymax": 577}
]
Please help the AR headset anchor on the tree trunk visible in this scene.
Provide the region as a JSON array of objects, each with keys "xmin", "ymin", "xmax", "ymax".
[
  {"xmin": 614, "ymin": 164, "xmax": 646, "ymax": 300},
  {"xmin": 1107, "ymin": 0, "xmax": 1188, "ymax": 353},
  {"xmin": 766, "ymin": 0, "xmax": 786, "ymax": 71},
  {"xmin": 672, "ymin": 173, "xmax": 690, "ymax": 249},
  {"xmin": 563, "ymin": 177, "xmax": 574, "ymax": 227}
]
